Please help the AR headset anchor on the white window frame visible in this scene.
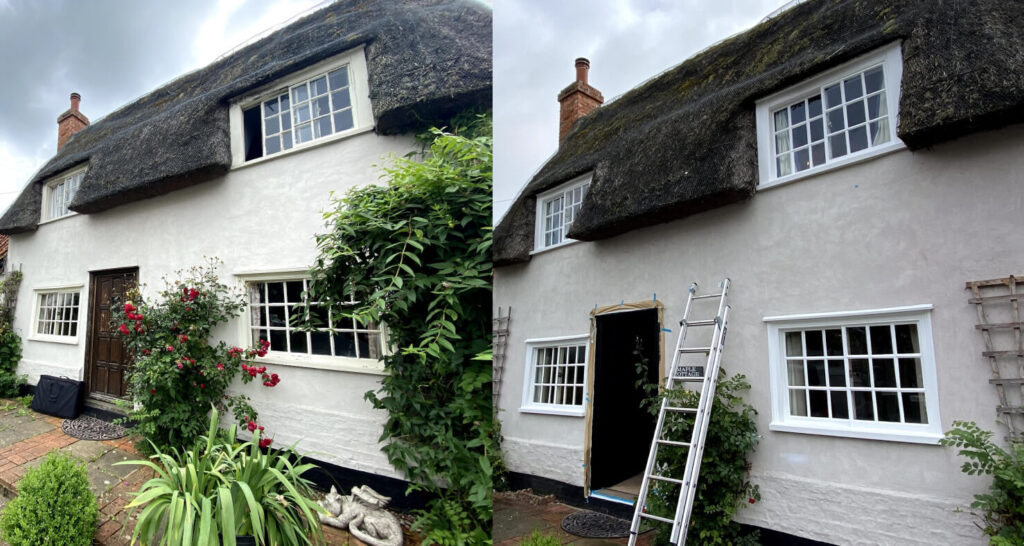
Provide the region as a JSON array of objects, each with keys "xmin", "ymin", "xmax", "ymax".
[
  {"xmin": 520, "ymin": 334, "xmax": 590, "ymax": 417},
  {"xmin": 756, "ymin": 43, "xmax": 905, "ymax": 190},
  {"xmin": 764, "ymin": 304, "xmax": 942, "ymax": 444},
  {"xmin": 229, "ymin": 45, "xmax": 374, "ymax": 168},
  {"xmin": 28, "ymin": 284, "xmax": 84, "ymax": 345},
  {"xmin": 40, "ymin": 166, "xmax": 86, "ymax": 223},
  {"xmin": 234, "ymin": 270, "xmax": 386, "ymax": 375},
  {"xmin": 532, "ymin": 174, "xmax": 591, "ymax": 253}
]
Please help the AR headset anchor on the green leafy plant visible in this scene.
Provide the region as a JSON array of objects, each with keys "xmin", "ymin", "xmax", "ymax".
[
  {"xmin": 0, "ymin": 451, "xmax": 98, "ymax": 546},
  {"xmin": 117, "ymin": 406, "xmax": 325, "ymax": 546},
  {"xmin": 113, "ymin": 261, "xmax": 280, "ymax": 451},
  {"xmin": 642, "ymin": 372, "xmax": 760, "ymax": 545},
  {"xmin": 941, "ymin": 421, "xmax": 1024, "ymax": 544},
  {"xmin": 0, "ymin": 271, "xmax": 26, "ymax": 397},
  {"xmin": 519, "ymin": 529, "xmax": 561, "ymax": 546},
  {"xmin": 306, "ymin": 115, "xmax": 493, "ymax": 543}
]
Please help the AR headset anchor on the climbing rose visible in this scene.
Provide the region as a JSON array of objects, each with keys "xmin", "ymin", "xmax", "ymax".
[
  {"xmin": 150, "ymin": 389, "xmax": 156, "ymax": 395},
  {"xmin": 118, "ymin": 323, "xmax": 129, "ymax": 336},
  {"xmin": 176, "ymin": 362, "xmax": 183, "ymax": 370},
  {"xmin": 258, "ymin": 438, "xmax": 273, "ymax": 449},
  {"xmin": 179, "ymin": 334, "xmax": 188, "ymax": 343},
  {"xmin": 748, "ymin": 498, "xmax": 756, "ymax": 504},
  {"xmin": 124, "ymin": 303, "xmax": 136, "ymax": 313},
  {"xmin": 166, "ymin": 345, "xmax": 174, "ymax": 352},
  {"xmin": 216, "ymin": 363, "xmax": 224, "ymax": 370}
]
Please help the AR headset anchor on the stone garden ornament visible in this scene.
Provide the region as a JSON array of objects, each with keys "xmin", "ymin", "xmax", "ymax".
[{"xmin": 318, "ymin": 485, "xmax": 404, "ymax": 546}]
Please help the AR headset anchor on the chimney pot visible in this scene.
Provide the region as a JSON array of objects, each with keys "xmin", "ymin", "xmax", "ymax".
[
  {"xmin": 558, "ymin": 58, "xmax": 603, "ymax": 144},
  {"xmin": 70, "ymin": 92, "xmax": 81, "ymax": 111}
]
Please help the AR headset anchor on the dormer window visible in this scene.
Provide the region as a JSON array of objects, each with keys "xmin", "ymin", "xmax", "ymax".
[
  {"xmin": 533, "ymin": 174, "xmax": 591, "ymax": 252},
  {"xmin": 233, "ymin": 46, "xmax": 373, "ymax": 165},
  {"xmin": 756, "ymin": 43, "xmax": 904, "ymax": 188},
  {"xmin": 41, "ymin": 167, "xmax": 85, "ymax": 222}
]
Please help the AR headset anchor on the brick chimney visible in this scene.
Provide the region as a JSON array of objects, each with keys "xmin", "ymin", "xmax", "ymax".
[
  {"xmin": 57, "ymin": 92, "xmax": 89, "ymax": 150},
  {"xmin": 557, "ymin": 58, "xmax": 604, "ymax": 143}
]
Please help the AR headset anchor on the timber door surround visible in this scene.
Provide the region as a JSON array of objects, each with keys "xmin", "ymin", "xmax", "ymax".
[{"xmin": 85, "ymin": 267, "xmax": 138, "ymax": 399}]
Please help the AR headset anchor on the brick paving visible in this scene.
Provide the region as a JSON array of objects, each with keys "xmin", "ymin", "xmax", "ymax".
[
  {"xmin": 0, "ymin": 400, "xmax": 412, "ymax": 545},
  {"xmin": 494, "ymin": 490, "xmax": 656, "ymax": 545}
]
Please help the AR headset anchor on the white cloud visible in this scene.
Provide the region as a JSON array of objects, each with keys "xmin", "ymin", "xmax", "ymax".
[
  {"xmin": 191, "ymin": 0, "xmax": 325, "ymax": 67},
  {"xmin": 0, "ymin": 139, "xmax": 49, "ymax": 212}
]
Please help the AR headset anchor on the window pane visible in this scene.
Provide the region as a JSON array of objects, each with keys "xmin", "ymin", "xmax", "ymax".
[
  {"xmin": 310, "ymin": 76, "xmax": 329, "ymax": 96},
  {"xmin": 361, "ymin": 333, "xmax": 381, "ymax": 359},
  {"xmin": 314, "ymin": 116, "xmax": 333, "ymax": 139},
  {"xmin": 785, "ymin": 332, "xmax": 802, "ymax": 356},
  {"xmin": 849, "ymin": 126, "xmax": 868, "ymax": 153},
  {"xmin": 313, "ymin": 96, "xmax": 330, "ymax": 118},
  {"xmin": 775, "ymin": 131, "xmax": 791, "ymax": 153},
  {"xmin": 292, "ymin": 84, "xmax": 309, "ymax": 103},
  {"xmin": 281, "ymin": 112, "xmax": 292, "ymax": 131},
  {"xmin": 847, "ymin": 327, "xmax": 867, "ymax": 354},
  {"xmin": 902, "ymin": 393, "xmax": 927, "ymax": 424},
  {"xmin": 853, "ymin": 391, "xmax": 874, "ymax": 420},
  {"xmin": 828, "ymin": 360, "xmax": 846, "ymax": 387},
  {"xmin": 328, "ymin": 67, "xmax": 349, "ymax": 90},
  {"xmin": 826, "ymin": 108, "xmax": 845, "ymax": 134},
  {"xmin": 268, "ymin": 283, "xmax": 285, "ymax": 303},
  {"xmin": 876, "ymin": 392, "xmax": 900, "ymax": 422},
  {"xmin": 289, "ymin": 331, "xmax": 308, "ymax": 354},
  {"xmin": 811, "ymin": 143, "xmax": 826, "ymax": 166},
  {"xmin": 331, "ymin": 90, "xmax": 351, "ymax": 111},
  {"xmin": 873, "ymin": 358, "xmax": 897, "ymax": 388},
  {"xmin": 869, "ymin": 325, "xmax": 892, "ymax": 354},
  {"xmin": 280, "ymin": 94, "xmax": 289, "ymax": 111},
  {"xmin": 264, "ymin": 137, "xmax": 281, "ymax": 155},
  {"xmin": 792, "ymin": 124, "xmax": 808, "ymax": 148},
  {"xmin": 895, "ymin": 324, "xmax": 919, "ymax": 353},
  {"xmin": 787, "ymin": 360, "xmax": 805, "ymax": 386},
  {"xmin": 849, "ymin": 358, "xmax": 870, "ymax": 387},
  {"xmin": 807, "ymin": 360, "xmax": 826, "ymax": 386},
  {"xmin": 268, "ymin": 306, "xmax": 286, "ymax": 327},
  {"xmin": 864, "ymin": 67, "xmax": 884, "ymax": 93},
  {"xmin": 844, "ymin": 75, "xmax": 863, "ymax": 100},
  {"xmin": 776, "ymin": 155, "xmax": 792, "ymax": 177},
  {"xmin": 809, "ymin": 118, "xmax": 824, "ymax": 142},
  {"xmin": 296, "ymin": 123, "xmax": 312, "ymax": 143},
  {"xmin": 805, "ymin": 330, "xmax": 824, "ymax": 356},
  {"xmin": 867, "ymin": 92, "xmax": 887, "ymax": 119},
  {"xmin": 870, "ymin": 119, "xmax": 890, "ymax": 145},
  {"xmin": 265, "ymin": 116, "xmax": 279, "ymax": 136},
  {"xmin": 333, "ymin": 110, "xmax": 354, "ymax": 132},
  {"xmin": 830, "ymin": 391, "xmax": 849, "ymax": 419},
  {"xmin": 295, "ymin": 104, "xmax": 311, "ymax": 124},
  {"xmin": 269, "ymin": 329, "xmax": 286, "ymax": 352},
  {"xmin": 829, "ymin": 133, "xmax": 847, "ymax": 158},
  {"xmin": 789, "ymin": 390, "xmax": 808, "ymax": 416},
  {"xmin": 264, "ymin": 98, "xmax": 278, "ymax": 117},
  {"xmin": 824, "ymin": 84, "xmax": 842, "ymax": 108},
  {"xmin": 773, "ymin": 109, "xmax": 789, "ymax": 130},
  {"xmin": 899, "ymin": 358, "xmax": 923, "ymax": 388},
  {"xmin": 334, "ymin": 332, "xmax": 356, "ymax": 357},
  {"xmin": 311, "ymin": 331, "xmax": 331, "ymax": 355},
  {"xmin": 790, "ymin": 102, "xmax": 806, "ymax": 124},
  {"xmin": 794, "ymin": 148, "xmax": 810, "ymax": 172},
  {"xmin": 846, "ymin": 100, "xmax": 866, "ymax": 127},
  {"xmin": 825, "ymin": 329, "xmax": 843, "ymax": 356},
  {"xmin": 285, "ymin": 281, "xmax": 303, "ymax": 303},
  {"xmin": 282, "ymin": 131, "xmax": 293, "ymax": 150},
  {"xmin": 809, "ymin": 390, "xmax": 828, "ymax": 417},
  {"xmin": 808, "ymin": 95, "xmax": 822, "ymax": 118}
]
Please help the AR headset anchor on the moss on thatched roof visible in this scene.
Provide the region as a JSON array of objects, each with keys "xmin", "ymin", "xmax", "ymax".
[
  {"xmin": 0, "ymin": 0, "xmax": 491, "ymax": 234},
  {"xmin": 494, "ymin": 0, "xmax": 1024, "ymax": 266}
]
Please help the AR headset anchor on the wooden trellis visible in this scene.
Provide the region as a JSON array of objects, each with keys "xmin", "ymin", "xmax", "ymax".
[{"xmin": 967, "ymin": 276, "xmax": 1024, "ymax": 442}]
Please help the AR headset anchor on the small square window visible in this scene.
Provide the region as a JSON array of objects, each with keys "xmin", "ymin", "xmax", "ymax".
[
  {"xmin": 534, "ymin": 175, "xmax": 591, "ymax": 252},
  {"xmin": 521, "ymin": 335, "xmax": 589, "ymax": 416},
  {"xmin": 41, "ymin": 168, "xmax": 86, "ymax": 222},
  {"xmin": 33, "ymin": 289, "xmax": 81, "ymax": 340}
]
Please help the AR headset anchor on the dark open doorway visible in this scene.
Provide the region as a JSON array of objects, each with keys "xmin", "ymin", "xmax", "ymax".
[{"xmin": 590, "ymin": 308, "xmax": 660, "ymax": 493}]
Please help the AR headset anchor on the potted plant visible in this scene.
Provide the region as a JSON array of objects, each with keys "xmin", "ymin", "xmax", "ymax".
[{"xmin": 117, "ymin": 407, "xmax": 326, "ymax": 545}]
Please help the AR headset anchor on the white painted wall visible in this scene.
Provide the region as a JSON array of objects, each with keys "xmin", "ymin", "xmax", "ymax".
[
  {"xmin": 494, "ymin": 124, "xmax": 1024, "ymax": 544},
  {"xmin": 10, "ymin": 130, "xmax": 417, "ymax": 479}
]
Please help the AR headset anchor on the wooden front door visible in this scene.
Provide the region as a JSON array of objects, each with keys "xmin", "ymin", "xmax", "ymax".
[{"xmin": 86, "ymin": 268, "xmax": 138, "ymax": 399}]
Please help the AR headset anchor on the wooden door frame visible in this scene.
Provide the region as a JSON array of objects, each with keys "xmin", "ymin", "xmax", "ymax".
[
  {"xmin": 83, "ymin": 266, "xmax": 139, "ymax": 401},
  {"xmin": 582, "ymin": 299, "xmax": 664, "ymax": 497}
]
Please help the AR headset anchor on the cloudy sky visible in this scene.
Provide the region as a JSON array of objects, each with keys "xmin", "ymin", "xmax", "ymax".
[
  {"xmin": 0, "ymin": 0, "xmax": 328, "ymax": 212},
  {"xmin": 493, "ymin": 0, "xmax": 792, "ymax": 221}
]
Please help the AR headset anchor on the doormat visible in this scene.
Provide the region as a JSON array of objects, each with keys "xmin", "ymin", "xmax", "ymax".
[
  {"xmin": 61, "ymin": 415, "xmax": 127, "ymax": 441},
  {"xmin": 561, "ymin": 510, "xmax": 632, "ymax": 538}
]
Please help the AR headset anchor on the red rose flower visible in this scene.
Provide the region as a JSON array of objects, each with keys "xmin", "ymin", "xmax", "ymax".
[
  {"xmin": 179, "ymin": 334, "xmax": 188, "ymax": 343},
  {"xmin": 118, "ymin": 323, "xmax": 129, "ymax": 335},
  {"xmin": 142, "ymin": 349, "xmax": 151, "ymax": 356},
  {"xmin": 258, "ymin": 438, "xmax": 273, "ymax": 449},
  {"xmin": 166, "ymin": 345, "xmax": 174, "ymax": 352},
  {"xmin": 199, "ymin": 383, "xmax": 204, "ymax": 389},
  {"xmin": 216, "ymin": 363, "xmax": 224, "ymax": 370},
  {"xmin": 176, "ymin": 362, "xmax": 183, "ymax": 370},
  {"xmin": 124, "ymin": 303, "xmax": 136, "ymax": 313},
  {"xmin": 150, "ymin": 389, "xmax": 156, "ymax": 395},
  {"xmin": 247, "ymin": 421, "xmax": 257, "ymax": 432},
  {"xmin": 748, "ymin": 498, "xmax": 756, "ymax": 504}
]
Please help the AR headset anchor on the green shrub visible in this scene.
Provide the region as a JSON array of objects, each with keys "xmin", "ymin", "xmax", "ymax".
[
  {"xmin": 0, "ymin": 451, "xmax": 98, "ymax": 546},
  {"xmin": 941, "ymin": 421, "xmax": 1024, "ymax": 544},
  {"xmin": 643, "ymin": 372, "xmax": 760, "ymax": 545},
  {"xmin": 519, "ymin": 529, "xmax": 561, "ymax": 546},
  {"xmin": 307, "ymin": 115, "xmax": 493, "ymax": 543},
  {"xmin": 0, "ymin": 326, "xmax": 25, "ymax": 397}
]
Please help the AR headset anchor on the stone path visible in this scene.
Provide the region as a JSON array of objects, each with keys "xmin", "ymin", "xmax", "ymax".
[
  {"xmin": 0, "ymin": 400, "xmax": 406, "ymax": 545},
  {"xmin": 494, "ymin": 490, "xmax": 656, "ymax": 545}
]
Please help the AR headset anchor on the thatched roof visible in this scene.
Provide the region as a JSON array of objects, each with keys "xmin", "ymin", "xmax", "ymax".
[
  {"xmin": 0, "ymin": 0, "xmax": 491, "ymax": 234},
  {"xmin": 494, "ymin": 0, "xmax": 1024, "ymax": 266}
]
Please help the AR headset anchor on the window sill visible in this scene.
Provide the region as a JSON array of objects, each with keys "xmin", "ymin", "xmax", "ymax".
[
  {"xmin": 769, "ymin": 420, "xmax": 943, "ymax": 445},
  {"xmin": 27, "ymin": 335, "xmax": 80, "ymax": 345},
  {"xmin": 37, "ymin": 212, "xmax": 80, "ymax": 226},
  {"xmin": 231, "ymin": 124, "xmax": 375, "ymax": 170},
  {"xmin": 530, "ymin": 237, "xmax": 583, "ymax": 257},
  {"xmin": 757, "ymin": 140, "xmax": 906, "ymax": 191},
  {"xmin": 257, "ymin": 352, "xmax": 385, "ymax": 376},
  {"xmin": 519, "ymin": 405, "xmax": 585, "ymax": 417}
]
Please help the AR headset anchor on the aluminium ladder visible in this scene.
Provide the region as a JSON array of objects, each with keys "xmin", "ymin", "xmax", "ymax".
[{"xmin": 628, "ymin": 279, "xmax": 731, "ymax": 546}]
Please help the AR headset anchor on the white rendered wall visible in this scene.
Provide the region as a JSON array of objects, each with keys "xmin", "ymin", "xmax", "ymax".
[
  {"xmin": 10, "ymin": 130, "xmax": 416, "ymax": 479},
  {"xmin": 494, "ymin": 124, "xmax": 1024, "ymax": 544}
]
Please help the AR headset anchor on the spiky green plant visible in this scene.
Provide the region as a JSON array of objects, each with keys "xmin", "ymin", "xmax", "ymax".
[{"xmin": 116, "ymin": 407, "xmax": 326, "ymax": 545}]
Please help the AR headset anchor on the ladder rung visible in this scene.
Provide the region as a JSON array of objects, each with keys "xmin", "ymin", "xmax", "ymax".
[
  {"xmin": 664, "ymin": 406, "xmax": 698, "ymax": 413},
  {"xmin": 679, "ymin": 347, "xmax": 711, "ymax": 354},
  {"xmin": 998, "ymin": 406, "xmax": 1024, "ymax": 414},
  {"xmin": 682, "ymin": 319, "xmax": 717, "ymax": 327},
  {"xmin": 670, "ymin": 377, "xmax": 705, "ymax": 383},
  {"xmin": 691, "ymin": 293, "xmax": 723, "ymax": 300},
  {"xmin": 638, "ymin": 512, "xmax": 674, "ymax": 524},
  {"xmin": 984, "ymin": 350, "xmax": 1024, "ymax": 358},
  {"xmin": 969, "ymin": 294, "xmax": 1024, "ymax": 304},
  {"xmin": 991, "ymin": 378, "xmax": 1024, "ymax": 385},
  {"xmin": 977, "ymin": 322, "xmax": 1024, "ymax": 330},
  {"xmin": 657, "ymin": 439, "xmax": 691, "ymax": 448},
  {"xmin": 649, "ymin": 474, "xmax": 685, "ymax": 485}
]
